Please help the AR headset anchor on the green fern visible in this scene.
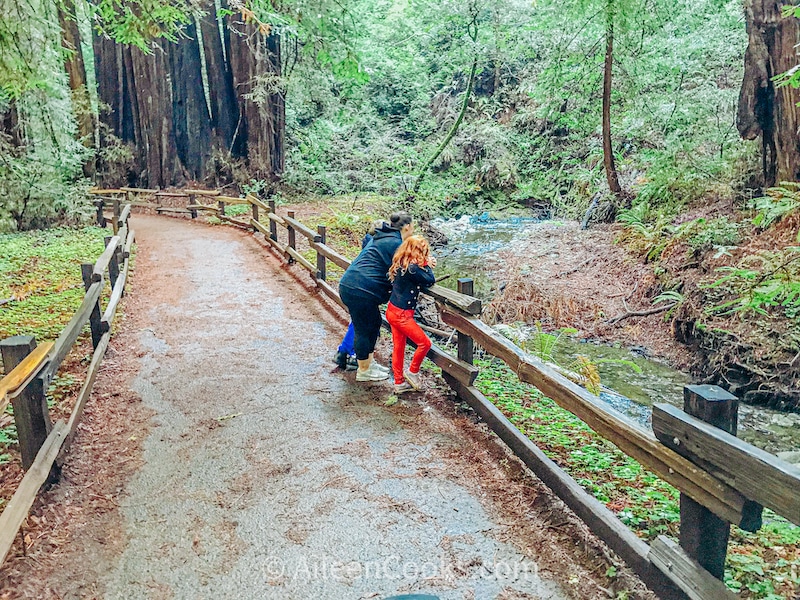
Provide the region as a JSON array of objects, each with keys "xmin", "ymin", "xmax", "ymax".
[
  {"xmin": 752, "ymin": 183, "xmax": 800, "ymax": 233},
  {"xmin": 653, "ymin": 290, "xmax": 685, "ymax": 305},
  {"xmin": 705, "ymin": 247, "xmax": 800, "ymax": 319}
]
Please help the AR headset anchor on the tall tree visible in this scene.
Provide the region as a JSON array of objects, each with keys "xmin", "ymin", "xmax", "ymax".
[
  {"xmin": 91, "ymin": 1, "xmax": 285, "ymax": 187},
  {"xmin": 0, "ymin": 0, "xmax": 90, "ymax": 230},
  {"xmin": 602, "ymin": 0, "xmax": 624, "ymax": 204},
  {"xmin": 57, "ymin": 0, "xmax": 96, "ymax": 174},
  {"xmin": 737, "ymin": 0, "xmax": 800, "ymax": 187},
  {"xmin": 412, "ymin": 1, "xmax": 481, "ymax": 197}
]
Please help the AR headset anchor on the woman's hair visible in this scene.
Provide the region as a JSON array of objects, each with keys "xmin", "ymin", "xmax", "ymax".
[
  {"xmin": 389, "ymin": 235, "xmax": 430, "ymax": 281},
  {"xmin": 388, "ymin": 211, "xmax": 413, "ymax": 230}
]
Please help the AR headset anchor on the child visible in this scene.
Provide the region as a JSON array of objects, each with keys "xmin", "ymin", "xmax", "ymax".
[
  {"xmin": 386, "ymin": 235, "xmax": 436, "ymax": 394},
  {"xmin": 334, "ymin": 220, "xmax": 386, "ymax": 371}
]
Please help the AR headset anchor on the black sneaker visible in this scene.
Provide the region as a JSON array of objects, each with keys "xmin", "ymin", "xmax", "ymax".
[
  {"xmin": 334, "ymin": 351, "xmax": 348, "ymax": 369},
  {"xmin": 345, "ymin": 356, "xmax": 358, "ymax": 371}
]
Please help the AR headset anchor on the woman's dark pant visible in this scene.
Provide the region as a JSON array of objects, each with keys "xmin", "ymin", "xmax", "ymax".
[{"xmin": 339, "ymin": 286, "xmax": 383, "ymax": 361}]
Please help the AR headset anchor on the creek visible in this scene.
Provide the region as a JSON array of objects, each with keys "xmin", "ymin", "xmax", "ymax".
[{"xmin": 432, "ymin": 214, "xmax": 800, "ymax": 459}]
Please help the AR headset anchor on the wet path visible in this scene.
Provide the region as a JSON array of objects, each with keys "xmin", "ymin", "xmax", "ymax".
[{"xmin": 92, "ymin": 216, "xmax": 568, "ymax": 599}]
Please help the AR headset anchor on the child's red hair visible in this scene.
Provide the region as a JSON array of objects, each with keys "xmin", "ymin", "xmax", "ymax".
[{"xmin": 389, "ymin": 235, "xmax": 430, "ymax": 281}]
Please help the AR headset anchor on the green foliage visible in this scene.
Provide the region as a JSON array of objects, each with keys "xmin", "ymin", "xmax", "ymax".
[
  {"xmin": 476, "ymin": 357, "xmax": 681, "ymax": 536},
  {"xmin": 616, "ymin": 203, "xmax": 674, "ymax": 261},
  {"xmin": 683, "ymin": 217, "xmax": 741, "ymax": 251},
  {"xmin": 88, "ymin": 0, "xmax": 191, "ymax": 50},
  {"xmin": 223, "ymin": 204, "xmax": 250, "ymax": 217},
  {"xmin": 496, "ymin": 322, "xmax": 640, "ymax": 395},
  {"xmin": 473, "ymin": 356, "xmax": 800, "ymax": 598},
  {"xmin": 0, "ymin": 0, "xmax": 94, "ymax": 232},
  {"xmin": 0, "ymin": 226, "xmax": 108, "ymax": 340},
  {"xmin": 705, "ymin": 247, "xmax": 800, "ymax": 320},
  {"xmin": 282, "ymin": 0, "xmax": 751, "ymax": 216},
  {"xmin": 526, "ymin": 322, "xmax": 579, "ymax": 363},
  {"xmin": 752, "ymin": 183, "xmax": 800, "ymax": 236}
]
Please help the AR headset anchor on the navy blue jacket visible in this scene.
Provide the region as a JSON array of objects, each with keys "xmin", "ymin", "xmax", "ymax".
[
  {"xmin": 389, "ymin": 263, "xmax": 436, "ymax": 311},
  {"xmin": 339, "ymin": 225, "xmax": 403, "ymax": 303}
]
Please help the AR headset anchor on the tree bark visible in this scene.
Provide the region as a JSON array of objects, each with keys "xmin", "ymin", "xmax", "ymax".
[
  {"xmin": 602, "ymin": 0, "xmax": 623, "ymax": 205},
  {"xmin": 227, "ymin": 20, "xmax": 284, "ymax": 180},
  {"xmin": 93, "ymin": 4, "xmax": 284, "ymax": 188},
  {"xmin": 738, "ymin": 0, "xmax": 800, "ymax": 187},
  {"xmin": 56, "ymin": 0, "xmax": 87, "ymax": 93},
  {"xmin": 168, "ymin": 21, "xmax": 212, "ymax": 179},
  {"xmin": 93, "ymin": 34, "xmax": 124, "ymax": 139},
  {"xmin": 129, "ymin": 43, "xmax": 181, "ymax": 187},
  {"xmin": 57, "ymin": 0, "xmax": 95, "ymax": 174},
  {"xmin": 199, "ymin": 3, "xmax": 242, "ymax": 155},
  {"xmin": 1, "ymin": 102, "xmax": 22, "ymax": 147}
]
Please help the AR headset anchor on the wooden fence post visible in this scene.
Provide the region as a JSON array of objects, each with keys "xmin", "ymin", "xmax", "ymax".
[
  {"xmin": 0, "ymin": 336, "xmax": 52, "ymax": 471},
  {"xmin": 251, "ymin": 198, "xmax": 259, "ymax": 232},
  {"xmin": 286, "ymin": 211, "xmax": 297, "ymax": 264},
  {"xmin": 105, "ymin": 237, "xmax": 120, "ymax": 289},
  {"xmin": 457, "ymin": 278, "xmax": 474, "ymax": 365},
  {"xmin": 268, "ymin": 200, "xmax": 277, "ymax": 241},
  {"xmin": 317, "ymin": 225, "xmax": 327, "ymax": 281},
  {"xmin": 218, "ymin": 199, "xmax": 226, "ymax": 216},
  {"xmin": 81, "ymin": 264, "xmax": 103, "ymax": 349},
  {"xmin": 188, "ymin": 193, "xmax": 197, "ymax": 219},
  {"xmin": 679, "ymin": 384, "xmax": 737, "ymax": 580},
  {"xmin": 95, "ymin": 200, "xmax": 106, "ymax": 227}
]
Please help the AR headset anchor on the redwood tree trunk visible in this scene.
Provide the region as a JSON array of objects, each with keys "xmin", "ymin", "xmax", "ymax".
[
  {"xmin": 1, "ymin": 103, "xmax": 22, "ymax": 147},
  {"xmin": 93, "ymin": 4, "xmax": 284, "ymax": 188},
  {"xmin": 57, "ymin": 0, "xmax": 87, "ymax": 92},
  {"xmin": 168, "ymin": 20, "xmax": 212, "ymax": 180},
  {"xmin": 129, "ymin": 43, "xmax": 181, "ymax": 188},
  {"xmin": 57, "ymin": 0, "xmax": 95, "ymax": 174},
  {"xmin": 602, "ymin": 2, "xmax": 623, "ymax": 204},
  {"xmin": 738, "ymin": 0, "xmax": 800, "ymax": 186},
  {"xmin": 228, "ymin": 21, "xmax": 285, "ymax": 180},
  {"xmin": 199, "ymin": 4, "xmax": 242, "ymax": 155},
  {"xmin": 93, "ymin": 35, "xmax": 125, "ymax": 139}
]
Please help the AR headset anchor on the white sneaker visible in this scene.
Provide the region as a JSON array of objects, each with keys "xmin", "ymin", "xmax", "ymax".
[
  {"xmin": 356, "ymin": 363, "xmax": 390, "ymax": 382},
  {"xmin": 372, "ymin": 361, "xmax": 390, "ymax": 374},
  {"xmin": 404, "ymin": 370, "xmax": 422, "ymax": 390},
  {"xmin": 394, "ymin": 381, "xmax": 414, "ymax": 394}
]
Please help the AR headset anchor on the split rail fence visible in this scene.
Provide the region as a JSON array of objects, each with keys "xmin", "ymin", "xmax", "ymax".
[
  {"xmin": 47, "ymin": 189, "xmax": 800, "ymax": 598},
  {"xmin": 0, "ymin": 202, "xmax": 134, "ymax": 565}
]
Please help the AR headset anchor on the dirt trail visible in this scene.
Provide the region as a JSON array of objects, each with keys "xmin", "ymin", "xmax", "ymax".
[{"xmin": 0, "ymin": 214, "xmax": 641, "ymax": 599}]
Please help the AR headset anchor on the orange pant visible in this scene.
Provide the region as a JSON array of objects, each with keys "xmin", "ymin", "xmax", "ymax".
[{"xmin": 386, "ymin": 302, "xmax": 432, "ymax": 385}]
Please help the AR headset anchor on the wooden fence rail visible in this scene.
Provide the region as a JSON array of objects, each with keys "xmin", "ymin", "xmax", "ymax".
[
  {"xmin": 0, "ymin": 205, "xmax": 135, "ymax": 566},
  {"xmin": 97, "ymin": 188, "xmax": 800, "ymax": 599}
]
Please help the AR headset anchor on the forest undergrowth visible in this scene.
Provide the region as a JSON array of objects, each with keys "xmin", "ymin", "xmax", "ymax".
[
  {"xmin": 0, "ymin": 226, "xmax": 115, "ymax": 509},
  {"xmin": 468, "ymin": 357, "xmax": 800, "ymax": 600}
]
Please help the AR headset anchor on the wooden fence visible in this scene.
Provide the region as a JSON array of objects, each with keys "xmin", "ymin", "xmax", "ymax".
[
  {"xmin": 0, "ymin": 202, "xmax": 134, "ymax": 565},
  {"xmin": 89, "ymin": 189, "xmax": 800, "ymax": 598}
]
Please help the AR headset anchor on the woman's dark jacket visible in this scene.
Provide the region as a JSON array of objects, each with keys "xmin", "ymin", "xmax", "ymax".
[
  {"xmin": 339, "ymin": 224, "xmax": 403, "ymax": 303},
  {"xmin": 389, "ymin": 263, "xmax": 435, "ymax": 311}
]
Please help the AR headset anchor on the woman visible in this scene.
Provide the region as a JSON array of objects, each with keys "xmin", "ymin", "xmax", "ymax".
[{"xmin": 339, "ymin": 212, "xmax": 414, "ymax": 382}]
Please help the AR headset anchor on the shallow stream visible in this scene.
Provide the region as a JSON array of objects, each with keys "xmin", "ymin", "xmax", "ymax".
[{"xmin": 432, "ymin": 215, "xmax": 800, "ymax": 458}]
